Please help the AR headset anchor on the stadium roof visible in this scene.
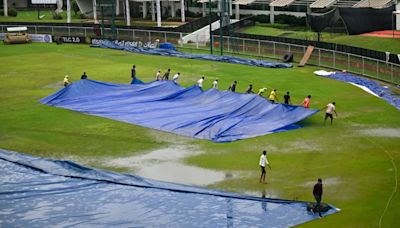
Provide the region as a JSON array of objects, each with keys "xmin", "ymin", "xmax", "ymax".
[{"xmin": 310, "ymin": 0, "xmax": 337, "ymax": 8}]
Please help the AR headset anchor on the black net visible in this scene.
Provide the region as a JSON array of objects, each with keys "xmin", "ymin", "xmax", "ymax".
[
  {"xmin": 307, "ymin": 8, "xmax": 340, "ymax": 33},
  {"xmin": 339, "ymin": 5, "xmax": 395, "ymax": 35}
]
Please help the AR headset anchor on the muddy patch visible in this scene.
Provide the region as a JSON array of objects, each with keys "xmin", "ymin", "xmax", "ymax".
[
  {"xmin": 102, "ymin": 145, "xmax": 233, "ymax": 186},
  {"xmin": 358, "ymin": 128, "xmax": 400, "ymax": 138}
]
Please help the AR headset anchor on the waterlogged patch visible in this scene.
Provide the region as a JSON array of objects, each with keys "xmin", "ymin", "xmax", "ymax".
[
  {"xmin": 43, "ymin": 81, "xmax": 63, "ymax": 89},
  {"xmin": 300, "ymin": 178, "xmax": 342, "ymax": 188},
  {"xmin": 102, "ymin": 145, "xmax": 234, "ymax": 186},
  {"xmin": 358, "ymin": 128, "xmax": 400, "ymax": 138},
  {"xmin": 274, "ymin": 140, "xmax": 320, "ymax": 153},
  {"xmin": 243, "ymin": 189, "xmax": 281, "ymax": 199}
]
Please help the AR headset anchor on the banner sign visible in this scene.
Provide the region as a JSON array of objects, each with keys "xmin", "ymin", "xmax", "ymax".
[
  {"xmin": 29, "ymin": 34, "xmax": 53, "ymax": 43},
  {"xmin": 32, "ymin": 0, "xmax": 57, "ymax": 4},
  {"xmin": 91, "ymin": 39, "xmax": 158, "ymax": 49},
  {"xmin": 59, "ymin": 36, "xmax": 87, "ymax": 44},
  {"xmin": 0, "ymin": 33, "xmax": 52, "ymax": 43}
]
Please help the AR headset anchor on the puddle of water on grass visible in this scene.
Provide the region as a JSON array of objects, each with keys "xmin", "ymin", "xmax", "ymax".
[
  {"xmin": 44, "ymin": 81, "xmax": 63, "ymax": 89},
  {"xmin": 358, "ymin": 128, "xmax": 400, "ymax": 138},
  {"xmin": 243, "ymin": 189, "xmax": 280, "ymax": 199},
  {"xmin": 300, "ymin": 177, "xmax": 342, "ymax": 188},
  {"xmin": 103, "ymin": 145, "xmax": 231, "ymax": 186}
]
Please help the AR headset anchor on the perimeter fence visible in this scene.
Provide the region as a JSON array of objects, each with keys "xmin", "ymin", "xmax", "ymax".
[{"xmin": 1, "ymin": 24, "xmax": 398, "ymax": 85}]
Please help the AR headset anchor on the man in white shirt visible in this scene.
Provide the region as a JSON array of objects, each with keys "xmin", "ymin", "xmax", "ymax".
[
  {"xmin": 259, "ymin": 150, "xmax": 271, "ymax": 183},
  {"xmin": 212, "ymin": 79, "xmax": 218, "ymax": 89},
  {"xmin": 155, "ymin": 70, "xmax": 161, "ymax": 81},
  {"xmin": 324, "ymin": 102, "xmax": 338, "ymax": 125},
  {"xmin": 197, "ymin": 76, "xmax": 205, "ymax": 88},
  {"xmin": 173, "ymin": 72, "xmax": 180, "ymax": 83}
]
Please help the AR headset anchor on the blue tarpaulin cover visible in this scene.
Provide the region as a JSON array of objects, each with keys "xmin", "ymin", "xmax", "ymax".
[
  {"xmin": 159, "ymin": 42, "xmax": 177, "ymax": 51},
  {"xmin": 0, "ymin": 149, "xmax": 340, "ymax": 227},
  {"xmin": 40, "ymin": 79, "xmax": 319, "ymax": 142},
  {"xmin": 317, "ymin": 72, "xmax": 400, "ymax": 110},
  {"xmin": 93, "ymin": 40, "xmax": 293, "ymax": 68}
]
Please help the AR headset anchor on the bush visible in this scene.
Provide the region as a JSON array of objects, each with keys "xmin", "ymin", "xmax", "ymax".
[
  {"xmin": 72, "ymin": 0, "xmax": 80, "ymax": 15},
  {"xmin": 175, "ymin": 9, "xmax": 202, "ymax": 18},
  {"xmin": 53, "ymin": 12, "xmax": 63, "ymax": 20},
  {"xmin": 77, "ymin": 12, "xmax": 86, "ymax": 19},
  {"xmin": 275, "ymin": 14, "xmax": 306, "ymax": 26},
  {"xmin": 8, "ymin": 8, "xmax": 18, "ymax": 17},
  {"xmin": 249, "ymin": 14, "xmax": 306, "ymax": 26},
  {"xmin": 251, "ymin": 15, "xmax": 270, "ymax": 24}
]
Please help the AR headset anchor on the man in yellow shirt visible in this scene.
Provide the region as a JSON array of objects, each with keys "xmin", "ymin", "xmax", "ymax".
[
  {"xmin": 269, "ymin": 89, "xmax": 278, "ymax": 103},
  {"xmin": 63, "ymin": 75, "xmax": 70, "ymax": 87}
]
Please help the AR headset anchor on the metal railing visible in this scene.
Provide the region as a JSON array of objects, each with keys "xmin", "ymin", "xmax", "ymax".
[{"xmin": 1, "ymin": 24, "xmax": 399, "ymax": 85}]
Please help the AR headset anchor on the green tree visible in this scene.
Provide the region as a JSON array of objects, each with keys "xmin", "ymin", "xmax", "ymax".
[{"xmin": 72, "ymin": 0, "xmax": 80, "ymax": 15}]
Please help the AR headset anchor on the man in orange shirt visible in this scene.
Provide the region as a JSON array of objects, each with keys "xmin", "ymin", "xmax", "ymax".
[{"xmin": 302, "ymin": 95, "xmax": 311, "ymax": 108}]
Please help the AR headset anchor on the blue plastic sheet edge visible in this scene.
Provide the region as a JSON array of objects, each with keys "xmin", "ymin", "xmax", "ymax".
[
  {"xmin": 91, "ymin": 40, "xmax": 293, "ymax": 69},
  {"xmin": 316, "ymin": 72, "xmax": 400, "ymax": 110},
  {"xmin": 0, "ymin": 148, "xmax": 340, "ymax": 227}
]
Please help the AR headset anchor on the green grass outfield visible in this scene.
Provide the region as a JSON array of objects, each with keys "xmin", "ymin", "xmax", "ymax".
[
  {"xmin": 239, "ymin": 23, "xmax": 400, "ymax": 54},
  {"xmin": 0, "ymin": 43, "xmax": 399, "ymax": 227}
]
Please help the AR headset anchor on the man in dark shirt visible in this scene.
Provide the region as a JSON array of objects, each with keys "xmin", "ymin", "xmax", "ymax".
[
  {"xmin": 162, "ymin": 69, "xmax": 171, "ymax": 80},
  {"xmin": 245, "ymin": 84, "xmax": 253, "ymax": 94},
  {"xmin": 313, "ymin": 178, "xmax": 323, "ymax": 217},
  {"xmin": 81, "ymin": 72, "xmax": 88, "ymax": 79},
  {"xmin": 228, "ymin": 81, "xmax": 237, "ymax": 92},
  {"xmin": 284, "ymin": 91, "xmax": 291, "ymax": 105},
  {"xmin": 131, "ymin": 65, "xmax": 136, "ymax": 79}
]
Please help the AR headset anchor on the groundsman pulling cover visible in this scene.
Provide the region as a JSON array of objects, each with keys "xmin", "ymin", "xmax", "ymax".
[
  {"xmin": 40, "ymin": 79, "xmax": 318, "ymax": 142},
  {"xmin": 0, "ymin": 149, "xmax": 340, "ymax": 227}
]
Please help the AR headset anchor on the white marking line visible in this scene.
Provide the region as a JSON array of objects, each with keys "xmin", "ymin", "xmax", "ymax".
[
  {"xmin": 344, "ymin": 119, "xmax": 398, "ymax": 227},
  {"xmin": 365, "ymin": 137, "xmax": 398, "ymax": 228}
]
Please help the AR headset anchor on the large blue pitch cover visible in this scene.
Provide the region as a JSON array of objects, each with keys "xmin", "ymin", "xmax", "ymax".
[
  {"xmin": 0, "ymin": 149, "xmax": 340, "ymax": 227},
  {"xmin": 40, "ymin": 79, "xmax": 318, "ymax": 142},
  {"xmin": 40, "ymin": 80, "xmax": 318, "ymax": 142}
]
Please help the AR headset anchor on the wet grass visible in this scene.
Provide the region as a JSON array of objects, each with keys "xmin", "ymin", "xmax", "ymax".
[{"xmin": 0, "ymin": 43, "xmax": 399, "ymax": 227}]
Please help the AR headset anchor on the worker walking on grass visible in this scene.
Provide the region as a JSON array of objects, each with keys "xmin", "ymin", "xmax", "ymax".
[
  {"xmin": 269, "ymin": 89, "xmax": 278, "ymax": 103},
  {"xmin": 324, "ymin": 102, "xmax": 338, "ymax": 125},
  {"xmin": 197, "ymin": 76, "xmax": 205, "ymax": 88},
  {"xmin": 131, "ymin": 65, "xmax": 136, "ymax": 80},
  {"xmin": 284, "ymin": 91, "xmax": 291, "ymax": 105},
  {"xmin": 155, "ymin": 70, "xmax": 161, "ymax": 81},
  {"xmin": 212, "ymin": 79, "xmax": 218, "ymax": 89},
  {"xmin": 312, "ymin": 178, "xmax": 323, "ymax": 217},
  {"xmin": 302, "ymin": 95, "xmax": 311, "ymax": 108},
  {"xmin": 172, "ymin": 72, "xmax": 180, "ymax": 83},
  {"xmin": 81, "ymin": 72, "xmax": 88, "ymax": 80},
  {"xmin": 259, "ymin": 150, "xmax": 271, "ymax": 184},
  {"xmin": 246, "ymin": 84, "xmax": 254, "ymax": 94},
  {"xmin": 228, "ymin": 81, "xmax": 237, "ymax": 92},
  {"xmin": 63, "ymin": 75, "xmax": 70, "ymax": 87},
  {"xmin": 258, "ymin": 88, "xmax": 267, "ymax": 97},
  {"xmin": 162, "ymin": 69, "xmax": 171, "ymax": 80}
]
